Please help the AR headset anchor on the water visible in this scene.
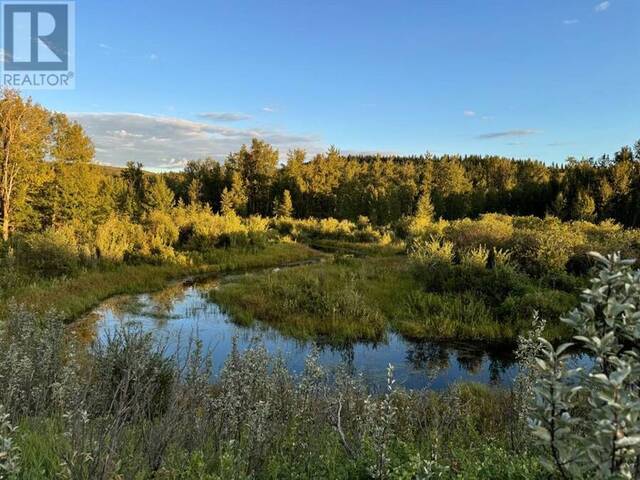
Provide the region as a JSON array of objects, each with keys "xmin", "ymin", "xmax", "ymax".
[{"xmin": 77, "ymin": 273, "xmax": 522, "ymax": 390}]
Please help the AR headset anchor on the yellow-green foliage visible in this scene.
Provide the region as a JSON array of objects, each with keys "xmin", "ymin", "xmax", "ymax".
[
  {"xmin": 510, "ymin": 216, "xmax": 585, "ymax": 274},
  {"xmin": 460, "ymin": 245, "xmax": 490, "ymax": 268},
  {"xmin": 407, "ymin": 217, "xmax": 448, "ymax": 239},
  {"xmin": 95, "ymin": 215, "xmax": 146, "ymax": 262},
  {"xmin": 14, "ymin": 228, "xmax": 82, "ymax": 277},
  {"xmin": 408, "ymin": 237, "xmax": 454, "ymax": 266},
  {"xmin": 143, "ymin": 210, "xmax": 179, "ymax": 250},
  {"xmin": 445, "ymin": 214, "xmax": 514, "ymax": 250},
  {"xmin": 407, "ymin": 213, "xmax": 637, "ymax": 275},
  {"xmin": 273, "ymin": 216, "xmax": 393, "ymax": 245},
  {"xmin": 174, "ymin": 204, "xmax": 271, "ymax": 250}
]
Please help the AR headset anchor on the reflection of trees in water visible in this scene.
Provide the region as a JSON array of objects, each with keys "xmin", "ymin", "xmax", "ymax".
[
  {"xmin": 406, "ymin": 342, "xmax": 451, "ymax": 377},
  {"xmin": 315, "ymin": 342, "xmax": 356, "ymax": 375},
  {"xmin": 149, "ymin": 284, "xmax": 188, "ymax": 322},
  {"xmin": 455, "ymin": 348, "xmax": 484, "ymax": 374},
  {"xmin": 405, "ymin": 341, "xmax": 517, "ymax": 384},
  {"xmin": 486, "ymin": 349, "xmax": 516, "ymax": 385}
]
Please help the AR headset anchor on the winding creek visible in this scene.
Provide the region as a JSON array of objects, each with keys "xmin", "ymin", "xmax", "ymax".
[
  {"xmin": 74, "ymin": 259, "xmax": 594, "ymax": 391},
  {"xmin": 74, "ymin": 264, "xmax": 530, "ymax": 391}
]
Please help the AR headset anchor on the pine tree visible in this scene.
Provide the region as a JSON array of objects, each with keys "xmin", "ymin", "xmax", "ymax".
[
  {"xmin": 146, "ymin": 176, "xmax": 175, "ymax": 212},
  {"xmin": 220, "ymin": 187, "xmax": 235, "ymax": 216},
  {"xmin": 414, "ymin": 189, "xmax": 434, "ymax": 222},
  {"xmin": 275, "ymin": 189, "xmax": 294, "ymax": 218}
]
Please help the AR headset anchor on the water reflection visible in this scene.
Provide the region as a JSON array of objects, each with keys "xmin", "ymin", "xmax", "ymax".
[{"xmin": 76, "ymin": 277, "xmax": 521, "ymax": 390}]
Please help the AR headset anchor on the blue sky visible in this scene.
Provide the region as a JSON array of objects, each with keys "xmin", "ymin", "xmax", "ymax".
[{"xmin": 28, "ymin": 0, "xmax": 640, "ymax": 169}]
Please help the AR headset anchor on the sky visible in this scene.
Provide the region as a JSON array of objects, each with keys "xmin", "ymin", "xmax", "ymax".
[{"xmin": 24, "ymin": 0, "xmax": 640, "ymax": 170}]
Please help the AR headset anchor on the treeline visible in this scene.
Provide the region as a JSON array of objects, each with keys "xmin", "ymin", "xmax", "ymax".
[
  {"xmin": 165, "ymin": 140, "xmax": 640, "ymax": 227},
  {"xmin": 2, "ymin": 88, "xmax": 640, "ymax": 244}
]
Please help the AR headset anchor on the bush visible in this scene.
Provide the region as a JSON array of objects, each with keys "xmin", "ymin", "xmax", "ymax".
[
  {"xmin": 509, "ymin": 216, "xmax": 585, "ymax": 275},
  {"xmin": 143, "ymin": 210, "xmax": 179, "ymax": 251},
  {"xmin": 408, "ymin": 237, "xmax": 454, "ymax": 266},
  {"xmin": 445, "ymin": 214, "xmax": 514, "ymax": 250},
  {"xmin": 89, "ymin": 327, "xmax": 175, "ymax": 420},
  {"xmin": 13, "ymin": 229, "xmax": 80, "ymax": 277},
  {"xmin": 95, "ymin": 215, "xmax": 146, "ymax": 262},
  {"xmin": 530, "ymin": 253, "xmax": 640, "ymax": 477}
]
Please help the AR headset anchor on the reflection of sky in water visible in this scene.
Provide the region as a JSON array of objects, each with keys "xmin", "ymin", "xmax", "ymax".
[{"xmin": 79, "ymin": 279, "xmax": 591, "ymax": 391}]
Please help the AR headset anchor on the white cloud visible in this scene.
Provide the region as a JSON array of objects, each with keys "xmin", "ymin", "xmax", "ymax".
[
  {"xmin": 594, "ymin": 1, "xmax": 610, "ymax": 12},
  {"xmin": 476, "ymin": 129, "xmax": 539, "ymax": 139},
  {"xmin": 199, "ymin": 112, "xmax": 252, "ymax": 122},
  {"xmin": 69, "ymin": 112, "xmax": 322, "ymax": 169},
  {"xmin": 463, "ymin": 110, "xmax": 476, "ymax": 117},
  {"xmin": 563, "ymin": 19, "xmax": 579, "ymax": 25},
  {"xmin": 262, "ymin": 106, "xmax": 277, "ymax": 113}
]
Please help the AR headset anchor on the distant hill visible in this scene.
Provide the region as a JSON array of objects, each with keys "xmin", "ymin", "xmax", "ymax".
[{"xmin": 95, "ymin": 164, "xmax": 157, "ymax": 177}]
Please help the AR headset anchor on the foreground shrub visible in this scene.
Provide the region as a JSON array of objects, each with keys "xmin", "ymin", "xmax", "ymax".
[
  {"xmin": 530, "ymin": 252, "xmax": 640, "ymax": 478},
  {"xmin": 143, "ymin": 210, "xmax": 179, "ymax": 251},
  {"xmin": 0, "ymin": 304, "xmax": 67, "ymax": 418}
]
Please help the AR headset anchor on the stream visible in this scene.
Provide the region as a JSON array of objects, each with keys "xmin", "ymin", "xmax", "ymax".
[{"xmin": 75, "ymin": 266, "xmax": 527, "ymax": 390}]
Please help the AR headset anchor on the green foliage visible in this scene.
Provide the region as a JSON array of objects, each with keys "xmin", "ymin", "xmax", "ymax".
[
  {"xmin": 274, "ymin": 189, "xmax": 294, "ymax": 218},
  {"xmin": 409, "ymin": 237, "xmax": 455, "ymax": 266},
  {"xmin": 530, "ymin": 252, "xmax": 640, "ymax": 478},
  {"xmin": 0, "ymin": 317, "xmax": 542, "ymax": 479},
  {"xmin": 13, "ymin": 229, "xmax": 82, "ymax": 277},
  {"xmin": 143, "ymin": 210, "xmax": 179, "ymax": 252},
  {"xmin": 95, "ymin": 215, "xmax": 144, "ymax": 262},
  {"xmin": 145, "ymin": 176, "xmax": 175, "ymax": 213}
]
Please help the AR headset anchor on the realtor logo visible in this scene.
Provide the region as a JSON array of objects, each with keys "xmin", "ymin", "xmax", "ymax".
[{"xmin": 1, "ymin": 1, "xmax": 75, "ymax": 89}]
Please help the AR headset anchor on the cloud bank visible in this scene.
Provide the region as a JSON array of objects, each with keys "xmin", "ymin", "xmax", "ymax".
[{"xmin": 70, "ymin": 113, "xmax": 321, "ymax": 170}]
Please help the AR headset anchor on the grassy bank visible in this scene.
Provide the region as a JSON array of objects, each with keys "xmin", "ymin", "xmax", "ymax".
[
  {"xmin": 0, "ymin": 242, "xmax": 324, "ymax": 323},
  {"xmin": 210, "ymin": 251, "xmax": 580, "ymax": 343}
]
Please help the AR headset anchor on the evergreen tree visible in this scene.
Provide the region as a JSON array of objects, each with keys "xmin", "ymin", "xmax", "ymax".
[
  {"xmin": 145, "ymin": 176, "xmax": 175, "ymax": 212},
  {"xmin": 275, "ymin": 189, "xmax": 294, "ymax": 218},
  {"xmin": 570, "ymin": 190, "xmax": 596, "ymax": 221},
  {"xmin": 414, "ymin": 188, "xmax": 434, "ymax": 222}
]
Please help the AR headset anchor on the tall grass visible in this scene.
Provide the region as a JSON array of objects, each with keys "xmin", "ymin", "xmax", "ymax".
[{"xmin": 210, "ymin": 254, "xmax": 580, "ymax": 343}]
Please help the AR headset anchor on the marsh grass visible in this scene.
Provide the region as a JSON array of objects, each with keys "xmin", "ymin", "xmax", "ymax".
[
  {"xmin": 211, "ymin": 259, "xmax": 389, "ymax": 342},
  {"xmin": 210, "ymin": 253, "xmax": 580, "ymax": 343}
]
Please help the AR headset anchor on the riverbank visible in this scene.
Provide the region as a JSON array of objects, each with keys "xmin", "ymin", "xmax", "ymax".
[{"xmin": 0, "ymin": 242, "xmax": 325, "ymax": 323}]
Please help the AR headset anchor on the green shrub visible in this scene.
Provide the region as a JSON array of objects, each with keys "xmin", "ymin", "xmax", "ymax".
[
  {"xmin": 408, "ymin": 237, "xmax": 454, "ymax": 266},
  {"xmin": 13, "ymin": 229, "xmax": 80, "ymax": 277},
  {"xmin": 95, "ymin": 215, "xmax": 146, "ymax": 262},
  {"xmin": 143, "ymin": 210, "xmax": 179, "ymax": 251},
  {"xmin": 509, "ymin": 216, "xmax": 585, "ymax": 275},
  {"xmin": 445, "ymin": 213, "xmax": 514, "ymax": 250}
]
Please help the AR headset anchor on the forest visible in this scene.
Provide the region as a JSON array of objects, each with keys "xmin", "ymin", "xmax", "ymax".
[{"xmin": 1, "ymin": 89, "xmax": 640, "ymax": 479}]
